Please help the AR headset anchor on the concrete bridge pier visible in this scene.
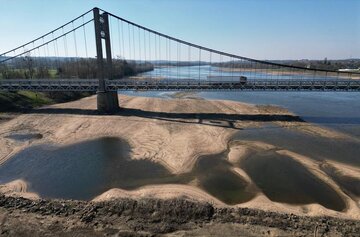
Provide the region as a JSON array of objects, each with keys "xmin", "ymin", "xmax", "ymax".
[
  {"xmin": 94, "ymin": 7, "xmax": 119, "ymax": 113},
  {"xmin": 97, "ymin": 91, "xmax": 119, "ymax": 113}
]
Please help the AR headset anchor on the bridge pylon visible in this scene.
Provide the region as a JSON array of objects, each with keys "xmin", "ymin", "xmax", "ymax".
[{"xmin": 93, "ymin": 7, "xmax": 119, "ymax": 113}]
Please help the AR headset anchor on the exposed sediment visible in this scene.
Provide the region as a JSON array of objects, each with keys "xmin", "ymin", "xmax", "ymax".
[
  {"xmin": 0, "ymin": 93, "xmax": 359, "ymax": 223},
  {"xmin": 0, "ymin": 195, "xmax": 359, "ymax": 236}
]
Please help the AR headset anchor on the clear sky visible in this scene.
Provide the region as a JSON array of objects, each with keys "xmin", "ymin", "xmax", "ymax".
[{"xmin": 0, "ymin": 0, "xmax": 359, "ymax": 60}]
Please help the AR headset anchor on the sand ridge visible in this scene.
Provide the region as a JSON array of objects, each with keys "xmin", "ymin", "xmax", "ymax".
[{"xmin": 0, "ymin": 94, "xmax": 359, "ymax": 220}]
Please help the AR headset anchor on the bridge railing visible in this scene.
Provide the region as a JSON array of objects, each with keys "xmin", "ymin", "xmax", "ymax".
[{"xmin": 1, "ymin": 78, "xmax": 359, "ymax": 91}]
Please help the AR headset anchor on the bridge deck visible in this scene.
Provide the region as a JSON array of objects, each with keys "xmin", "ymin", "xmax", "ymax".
[{"xmin": 0, "ymin": 79, "xmax": 360, "ymax": 92}]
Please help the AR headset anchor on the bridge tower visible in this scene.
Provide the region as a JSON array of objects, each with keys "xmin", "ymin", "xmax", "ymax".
[{"xmin": 93, "ymin": 8, "xmax": 119, "ymax": 113}]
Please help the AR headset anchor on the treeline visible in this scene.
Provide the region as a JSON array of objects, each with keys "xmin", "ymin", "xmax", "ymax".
[
  {"xmin": 0, "ymin": 57, "xmax": 154, "ymax": 79},
  {"xmin": 213, "ymin": 59, "xmax": 360, "ymax": 71}
]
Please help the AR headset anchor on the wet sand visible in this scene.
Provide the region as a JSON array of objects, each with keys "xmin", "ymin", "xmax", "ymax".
[{"xmin": 0, "ymin": 94, "xmax": 359, "ymax": 220}]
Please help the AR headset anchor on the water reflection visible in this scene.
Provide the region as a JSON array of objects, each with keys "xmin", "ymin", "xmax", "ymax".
[
  {"xmin": 233, "ymin": 126, "xmax": 360, "ymax": 167},
  {"xmin": 0, "ymin": 137, "xmax": 253, "ymax": 203},
  {"xmin": 0, "ymin": 137, "xmax": 178, "ymax": 200},
  {"xmin": 192, "ymin": 152, "xmax": 256, "ymax": 205},
  {"xmin": 239, "ymin": 149, "xmax": 346, "ymax": 211},
  {"xmin": 0, "ymin": 135, "xmax": 350, "ymax": 211}
]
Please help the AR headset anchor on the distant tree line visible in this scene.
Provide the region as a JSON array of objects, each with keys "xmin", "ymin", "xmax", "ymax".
[
  {"xmin": 213, "ymin": 59, "xmax": 360, "ymax": 71},
  {"xmin": 0, "ymin": 55, "xmax": 154, "ymax": 80}
]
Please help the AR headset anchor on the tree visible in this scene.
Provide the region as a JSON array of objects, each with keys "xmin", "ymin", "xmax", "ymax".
[{"xmin": 22, "ymin": 52, "xmax": 35, "ymax": 79}]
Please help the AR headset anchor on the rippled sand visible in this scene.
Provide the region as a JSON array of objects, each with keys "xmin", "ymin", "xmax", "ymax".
[{"xmin": 0, "ymin": 94, "xmax": 359, "ymax": 219}]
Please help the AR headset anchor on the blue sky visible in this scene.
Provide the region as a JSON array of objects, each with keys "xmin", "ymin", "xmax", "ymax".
[{"xmin": 0, "ymin": 0, "xmax": 359, "ymax": 60}]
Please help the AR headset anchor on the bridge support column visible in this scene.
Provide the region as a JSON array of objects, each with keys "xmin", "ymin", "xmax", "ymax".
[
  {"xmin": 97, "ymin": 91, "xmax": 119, "ymax": 113},
  {"xmin": 93, "ymin": 7, "xmax": 119, "ymax": 114}
]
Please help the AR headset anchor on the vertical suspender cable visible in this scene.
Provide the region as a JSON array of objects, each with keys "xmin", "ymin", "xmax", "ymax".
[
  {"xmin": 72, "ymin": 21, "xmax": 79, "ymax": 77},
  {"xmin": 169, "ymin": 38, "xmax": 171, "ymax": 79},
  {"xmin": 117, "ymin": 19, "xmax": 122, "ymax": 59},
  {"xmin": 62, "ymin": 27, "xmax": 68, "ymax": 58},
  {"xmin": 231, "ymin": 57, "xmax": 234, "ymax": 81},
  {"xmin": 121, "ymin": 21, "xmax": 125, "ymax": 60},
  {"xmin": 220, "ymin": 55, "xmax": 223, "ymax": 80},
  {"xmin": 188, "ymin": 46, "xmax": 190, "ymax": 79},
  {"xmin": 82, "ymin": 16, "xmax": 88, "ymax": 58},
  {"xmin": 165, "ymin": 37, "xmax": 168, "ymax": 78},
  {"xmin": 143, "ymin": 30, "xmax": 147, "ymax": 63},
  {"xmin": 209, "ymin": 52, "xmax": 212, "ymax": 81},
  {"xmin": 42, "ymin": 37, "xmax": 47, "ymax": 69},
  {"xmin": 198, "ymin": 48, "xmax": 201, "ymax": 81},
  {"xmin": 177, "ymin": 42, "xmax": 179, "ymax": 79},
  {"xmin": 37, "ymin": 47, "xmax": 41, "ymax": 72},
  {"xmin": 132, "ymin": 26, "xmax": 135, "ymax": 62},
  {"xmin": 46, "ymin": 43, "xmax": 51, "ymax": 69},
  {"xmin": 158, "ymin": 36, "xmax": 162, "ymax": 77},
  {"xmin": 128, "ymin": 23, "xmax": 131, "ymax": 60},
  {"xmin": 109, "ymin": 16, "xmax": 114, "ymax": 59},
  {"xmin": 148, "ymin": 31, "xmax": 151, "ymax": 65},
  {"xmin": 138, "ymin": 27, "xmax": 141, "ymax": 67},
  {"xmin": 154, "ymin": 34, "xmax": 157, "ymax": 78}
]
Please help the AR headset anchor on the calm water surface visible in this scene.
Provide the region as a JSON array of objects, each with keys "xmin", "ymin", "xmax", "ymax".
[
  {"xmin": 0, "ymin": 137, "xmax": 255, "ymax": 204},
  {"xmin": 136, "ymin": 66, "xmax": 360, "ymax": 137},
  {"xmin": 236, "ymin": 147, "xmax": 346, "ymax": 211}
]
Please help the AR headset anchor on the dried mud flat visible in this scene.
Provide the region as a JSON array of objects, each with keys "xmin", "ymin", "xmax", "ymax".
[
  {"xmin": 0, "ymin": 93, "xmax": 359, "ymax": 236},
  {"xmin": 0, "ymin": 195, "xmax": 359, "ymax": 236}
]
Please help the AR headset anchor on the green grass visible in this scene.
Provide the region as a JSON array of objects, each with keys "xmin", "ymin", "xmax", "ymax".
[
  {"xmin": 48, "ymin": 69, "xmax": 58, "ymax": 79},
  {"xmin": 17, "ymin": 91, "xmax": 53, "ymax": 106},
  {"xmin": 0, "ymin": 91, "xmax": 53, "ymax": 112}
]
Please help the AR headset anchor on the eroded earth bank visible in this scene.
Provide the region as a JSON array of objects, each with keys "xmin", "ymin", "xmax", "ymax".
[{"xmin": 0, "ymin": 94, "xmax": 359, "ymax": 236}]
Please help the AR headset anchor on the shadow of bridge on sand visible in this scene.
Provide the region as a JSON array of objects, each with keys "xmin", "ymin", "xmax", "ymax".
[{"xmin": 27, "ymin": 107, "xmax": 305, "ymax": 130}]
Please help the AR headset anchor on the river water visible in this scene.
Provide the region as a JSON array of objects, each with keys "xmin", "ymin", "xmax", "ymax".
[
  {"xmin": 136, "ymin": 66, "xmax": 360, "ymax": 137},
  {"xmin": 0, "ymin": 66, "xmax": 359, "ymax": 211},
  {"xmin": 140, "ymin": 65, "xmax": 349, "ymax": 80}
]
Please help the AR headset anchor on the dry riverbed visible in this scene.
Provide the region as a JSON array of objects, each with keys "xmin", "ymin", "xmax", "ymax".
[{"xmin": 0, "ymin": 93, "xmax": 359, "ymax": 235}]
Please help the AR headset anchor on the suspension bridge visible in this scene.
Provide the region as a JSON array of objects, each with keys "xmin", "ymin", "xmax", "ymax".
[{"xmin": 0, "ymin": 8, "xmax": 359, "ymax": 112}]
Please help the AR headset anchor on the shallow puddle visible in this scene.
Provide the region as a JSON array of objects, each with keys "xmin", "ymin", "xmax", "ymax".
[
  {"xmin": 0, "ymin": 133, "xmax": 352, "ymax": 210},
  {"xmin": 191, "ymin": 153, "xmax": 256, "ymax": 205},
  {"xmin": 0, "ymin": 137, "xmax": 254, "ymax": 204},
  {"xmin": 320, "ymin": 163, "xmax": 360, "ymax": 198},
  {"xmin": 0, "ymin": 137, "xmax": 181, "ymax": 200},
  {"xmin": 6, "ymin": 133, "xmax": 43, "ymax": 142},
  {"xmin": 238, "ymin": 149, "xmax": 346, "ymax": 211}
]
